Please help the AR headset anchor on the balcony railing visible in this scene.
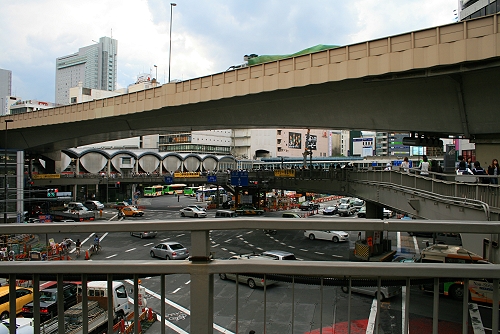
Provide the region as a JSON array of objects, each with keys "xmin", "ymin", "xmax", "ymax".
[{"xmin": 1, "ymin": 219, "xmax": 500, "ymax": 334}]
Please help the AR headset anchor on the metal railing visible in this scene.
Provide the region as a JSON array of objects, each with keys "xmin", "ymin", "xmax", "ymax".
[{"xmin": 1, "ymin": 219, "xmax": 500, "ymax": 334}]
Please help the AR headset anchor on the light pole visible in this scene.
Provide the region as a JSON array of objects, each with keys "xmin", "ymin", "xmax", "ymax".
[
  {"xmin": 168, "ymin": 3, "xmax": 177, "ymax": 83},
  {"xmin": 154, "ymin": 65, "xmax": 158, "ymax": 84},
  {"xmin": 4, "ymin": 119, "xmax": 13, "ymax": 223}
]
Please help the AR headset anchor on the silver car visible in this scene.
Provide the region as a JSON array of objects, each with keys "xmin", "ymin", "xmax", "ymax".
[
  {"xmin": 130, "ymin": 231, "xmax": 157, "ymax": 239},
  {"xmin": 180, "ymin": 207, "xmax": 207, "ymax": 218},
  {"xmin": 304, "ymin": 230, "xmax": 349, "ymax": 243},
  {"xmin": 150, "ymin": 242, "xmax": 189, "ymax": 260}
]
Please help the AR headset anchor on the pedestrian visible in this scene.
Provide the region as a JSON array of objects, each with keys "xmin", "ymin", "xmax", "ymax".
[
  {"xmin": 466, "ymin": 157, "xmax": 473, "ymax": 170},
  {"xmin": 487, "ymin": 158, "xmax": 499, "ymax": 184},
  {"xmin": 177, "ymin": 193, "xmax": 180, "ymax": 202},
  {"xmin": 456, "ymin": 161, "xmax": 472, "ymax": 175},
  {"xmin": 472, "ymin": 161, "xmax": 489, "ymax": 184},
  {"xmin": 400, "ymin": 157, "xmax": 410, "ymax": 173},
  {"xmin": 419, "ymin": 156, "xmax": 430, "ymax": 176}
]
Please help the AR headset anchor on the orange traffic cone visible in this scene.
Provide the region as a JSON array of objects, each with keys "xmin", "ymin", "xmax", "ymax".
[
  {"xmin": 148, "ymin": 308, "xmax": 153, "ymax": 321},
  {"xmin": 85, "ymin": 250, "xmax": 89, "ymax": 260}
]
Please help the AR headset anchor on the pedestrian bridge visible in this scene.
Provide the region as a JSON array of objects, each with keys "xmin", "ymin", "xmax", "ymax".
[{"xmin": 2, "ymin": 13, "xmax": 500, "ymax": 153}]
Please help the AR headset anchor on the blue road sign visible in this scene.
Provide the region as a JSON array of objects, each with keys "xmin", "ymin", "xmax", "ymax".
[
  {"xmin": 207, "ymin": 175, "xmax": 217, "ymax": 183},
  {"xmin": 231, "ymin": 171, "xmax": 249, "ymax": 186},
  {"xmin": 164, "ymin": 176, "xmax": 173, "ymax": 184}
]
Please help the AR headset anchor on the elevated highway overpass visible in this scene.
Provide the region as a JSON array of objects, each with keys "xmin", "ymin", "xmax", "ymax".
[{"xmin": 2, "ymin": 13, "xmax": 500, "ymax": 158}]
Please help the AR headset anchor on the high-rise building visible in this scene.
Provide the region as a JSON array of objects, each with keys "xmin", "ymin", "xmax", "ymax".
[
  {"xmin": 55, "ymin": 36, "xmax": 117, "ymax": 105},
  {"xmin": 460, "ymin": 0, "xmax": 500, "ymax": 20},
  {"xmin": 0, "ymin": 68, "xmax": 12, "ymax": 116}
]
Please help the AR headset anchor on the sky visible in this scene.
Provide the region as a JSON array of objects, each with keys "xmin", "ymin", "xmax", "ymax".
[{"xmin": 0, "ymin": 0, "xmax": 459, "ymax": 103}]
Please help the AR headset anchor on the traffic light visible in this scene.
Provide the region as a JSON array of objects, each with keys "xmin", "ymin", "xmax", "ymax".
[{"xmin": 47, "ymin": 188, "xmax": 58, "ymax": 198}]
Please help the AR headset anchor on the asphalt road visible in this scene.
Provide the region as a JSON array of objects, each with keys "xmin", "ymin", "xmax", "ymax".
[{"xmin": 37, "ymin": 195, "xmax": 494, "ymax": 334}]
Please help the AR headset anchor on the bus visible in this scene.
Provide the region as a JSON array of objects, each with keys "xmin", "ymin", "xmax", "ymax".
[
  {"xmin": 163, "ymin": 184, "xmax": 187, "ymax": 195},
  {"xmin": 419, "ymin": 244, "xmax": 495, "ymax": 303},
  {"xmin": 196, "ymin": 187, "xmax": 228, "ymax": 203},
  {"xmin": 144, "ymin": 185, "xmax": 164, "ymax": 197},
  {"xmin": 183, "ymin": 186, "xmax": 200, "ymax": 197}
]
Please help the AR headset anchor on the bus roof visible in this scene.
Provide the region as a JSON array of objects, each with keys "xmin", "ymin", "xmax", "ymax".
[{"xmin": 421, "ymin": 244, "xmax": 484, "ymax": 262}]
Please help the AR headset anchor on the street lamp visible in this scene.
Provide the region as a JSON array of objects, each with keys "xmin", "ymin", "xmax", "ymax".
[
  {"xmin": 168, "ymin": 3, "xmax": 177, "ymax": 83},
  {"xmin": 4, "ymin": 119, "xmax": 13, "ymax": 223},
  {"xmin": 153, "ymin": 65, "xmax": 158, "ymax": 84}
]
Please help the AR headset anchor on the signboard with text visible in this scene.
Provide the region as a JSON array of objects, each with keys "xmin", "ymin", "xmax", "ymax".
[{"xmin": 231, "ymin": 171, "xmax": 249, "ymax": 186}]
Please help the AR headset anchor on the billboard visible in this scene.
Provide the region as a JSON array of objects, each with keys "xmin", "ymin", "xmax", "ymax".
[{"xmin": 289, "ymin": 132, "xmax": 302, "ymax": 149}]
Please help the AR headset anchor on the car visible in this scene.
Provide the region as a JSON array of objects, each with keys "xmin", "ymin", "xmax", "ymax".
[
  {"xmin": 84, "ymin": 200, "xmax": 104, "ymax": 210},
  {"xmin": 341, "ymin": 284, "xmax": 401, "ymax": 300},
  {"xmin": 130, "ymin": 231, "xmax": 157, "ymax": 239},
  {"xmin": 180, "ymin": 207, "xmax": 207, "ymax": 218},
  {"xmin": 235, "ymin": 205, "xmax": 264, "ymax": 215},
  {"xmin": 357, "ymin": 206, "xmax": 366, "ymax": 218},
  {"xmin": 304, "ymin": 230, "xmax": 349, "ymax": 243},
  {"xmin": 120, "ymin": 206, "xmax": 144, "ymax": 217},
  {"xmin": 0, "ymin": 286, "xmax": 33, "ymax": 320},
  {"xmin": 337, "ymin": 203, "xmax": 356, "ymax": 216},
  {"xmin": 282, "ymin": 212, "xmax": 302, "ymax": 218},
  {"xmin": 215, "ymin": 210, "xmax": 237, "ymax": 218},
  {"xmin": 21, "ymin": 283, "xmax": 77, "ymax": 321},
  {"xmin": 219, "ymin": 254, "xmax": 279, "ymax": 289},
  {"xmin": 188, "ymin": 204, "xmax": 206, "ymax": 211},
  {"xmin": 322, "ymin": 206, "xmax": 338, "ymax": 215},
  {"xmin": 222, "ymin": 200, "xmax": 235, "ymax": 209},
  {"xmin": 261, "ymin": 250, "xmax": 297, "ymax": 260},
  {"xmin": 299, "ymin": 201, "xmax": 320, "ymax": 211},
  {"xmin": 351, "ymin": 199, "xmax": 365, "ymax": 211},
  {"xmin": 113, "ymin": 201, "xmax": 132, "ymax": 210},
  {"xmin": 150, "ymin": 242, "xmax": 189, "ymax": 260},
  {"xmin": 383, "ymin": 208, "xmax": 393, "ymax": 218}
]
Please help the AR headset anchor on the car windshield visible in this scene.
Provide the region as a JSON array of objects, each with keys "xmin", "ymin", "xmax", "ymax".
[
  {"xmin": 40, "ymin": 291, "xmax": 56, "ymax": 302},
  {"xmin": 169, "ymin": 244, "xmax": 184, "ymax": 250}
]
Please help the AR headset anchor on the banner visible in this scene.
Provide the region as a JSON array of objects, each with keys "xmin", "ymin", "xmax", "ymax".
[{"xmin": 274, "ymin": 169, "xmax": 296, "ymax": 177}]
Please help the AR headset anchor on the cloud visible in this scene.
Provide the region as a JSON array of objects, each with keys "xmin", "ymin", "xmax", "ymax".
[{"xmin": 0, "ymin": 0, "xmax": 458, "ymax": 102}]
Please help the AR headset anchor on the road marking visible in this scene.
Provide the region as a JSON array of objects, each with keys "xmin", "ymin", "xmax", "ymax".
[
  {"xmin": 143, "ymin": 242, "xmax": 154, "ymax": 246},
  {"xmin": 274, "ymin": 240, "xmax": 280, "ymax": 242},
  {"xmin": 212, "ymin": 244, "xmax": 220, "ymax": 248},
  {"xmin": 176, "ymin": 233, "xmax": 185, "ymax": 237},
  {"xmin": 125, "ymin": 280, "xmax": 235, "ymax": 334},
  {"xmin": 366, "ymin": 298, "xmax": 378, "ymax": 334},
  {"xmin": 248, "ymin": 244, "xmax": 254, "ymax": 247},
  {"xmin": 225, "ymin": 239, "xmax": 232, "ymax": 243},
  {"xmin": 256, "ymin": 247, "xmax": 263, "ymax": 250},
  {"xmin": 331, "ymin": 254, "xmax": 343, "ymax": 258},
  {"xmin": 246, "ymin": 231, "xmax": 253, "ymax": 234},
  {"xmin": 243, "ymin": 241, "xmax": 248, "ymax": 244},
  {"xmin": 229, "ymin": 251, "xmax": 236, "ymax": 255},
  {"xmin": 288, "ymin": 245, "xmax": 295, "ymax": 249},
  {"xmin": 185, "ymin": 280, "xmax": 190, "ymax": 285},
  {"xmin": 469, "ymin": 303, "xmax": 486, "ymax": 334},
  {"xmin": 106, "ymin": 254, "xmax": 117, "ymax": 259},
  {"xmin": 125, "ymin": 248, "xmax": 136, "ymax": 252},
  {"xmin": 172, "ymin": 288, "xmax": 181, "ymax": 294},
  {"xmin": 300, "ymin": 249, "xmax": 308, "ymax": 252},
  {"xmin": 221, "ymin": 248, "xmax": 227, "ymax": 251},
  {"xmin": 315, "ymin": 252, "xmax": 324, "ymax": 255},
  {"xmin": 280, "ymin": 242, "xmax": 286, "ymax": 245},
  {"xmin": 161, "ymin": 238, "xmax": 170, "ymax": 241}
]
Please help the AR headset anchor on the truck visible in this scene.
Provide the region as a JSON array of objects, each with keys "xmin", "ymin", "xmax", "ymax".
[
  {"xmin": 51, "ymin": 202, "xmax": 96, "ymax": 222},
  {"xmin": 39, "ymin": 281, "xmax": 130, "ymax": 334}
]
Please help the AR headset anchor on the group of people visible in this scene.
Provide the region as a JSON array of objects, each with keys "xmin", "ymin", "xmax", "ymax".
[{"xmin": 456, "ymin": 155, "xmax": 499, "ymax": 184}]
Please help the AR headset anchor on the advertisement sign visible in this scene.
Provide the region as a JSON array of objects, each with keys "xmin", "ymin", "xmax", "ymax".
[
  {"xmin": 174, "ymin": 172, "xmax": 200, "ymax": 178},
  {"xmin": 274, "ymin": 169, "xmax": 296, "ymax": 177},
  {"xmin": 288, "ymin": 132, "xmax": 302, "ymax": 149}
]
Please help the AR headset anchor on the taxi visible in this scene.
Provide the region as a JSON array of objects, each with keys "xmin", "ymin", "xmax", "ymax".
[
  {"xmin": 120, "ymin": 206, "xmax": 144, "ymax": 217},
  {"xmin": 235, "ymin": 205, "xmax": 264, "ymax": 216}
]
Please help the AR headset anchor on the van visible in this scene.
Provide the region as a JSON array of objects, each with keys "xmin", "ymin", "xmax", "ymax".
[
  {"xmin": 215, "ymin": 210, "xmax": 237, "ymax": 218},
  {"xmin": 0, "ymin": 286, "xmax": 34, "ymax": 320},
  {"xmin": 341, "ymin": 284, "xmax": 401, "ymax": 300},
  {"xmin": 435, "ymin": 232, "xmax": 462, "ymax": 246}
]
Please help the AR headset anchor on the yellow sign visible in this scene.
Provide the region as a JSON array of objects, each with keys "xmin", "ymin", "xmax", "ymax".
[
  {"xmin": 32, "ymin": 174, "xmax": 61, "ymax": 179},
  {"xmin": 174, "ymin": 172, "xmax": 201, "ymax": 178},
  {"xmin": 274, "ymin": 169, "xmax": 296, "ymax": 177}
]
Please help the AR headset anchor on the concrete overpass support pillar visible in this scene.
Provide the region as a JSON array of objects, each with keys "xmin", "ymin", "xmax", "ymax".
[
  {"xmin": 75, "ymin": 158, "xmax": 80, "ymax": 176},
  {"xmin": 365, "ymin": 202, "xmax": 386, "ymax": 257},
  {"xmin": 366, "ymin": 202, "xmax": 383, "ymax": 219},
  {"xmin": 107, "ymin": 160, "xmax": 111, "ymax": 177},
  {"xmin": 190, "ymin": 230, "xmax": 214, "ymax": 334}
]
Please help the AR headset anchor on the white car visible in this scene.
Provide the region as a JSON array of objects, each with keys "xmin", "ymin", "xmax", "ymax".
[
  {"xmin": 304, "ymin": 230, "xmax": 349, "ymax": 243},
  {"xmin": 180, "ymin": 207, "xmax": 207, "ymax": 218}
]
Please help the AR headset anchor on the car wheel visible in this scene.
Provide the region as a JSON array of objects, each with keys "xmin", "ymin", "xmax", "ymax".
[
  {"xmin": 150, "ymin": 251, "xmax": 155, "ymax": 258},
  {"xmin": 194, "ymin": 213, "xmax": 198, "ymax": 218},
  {"xmin": 181, "ymin": 212, "xmax": 185, "ymax": 217},
  {"xmin": 247, "ymin": 278, "xmax": 256, "ymax": 289},
  {"xmin": 332, "ymin": 236, "xmax": 339, "ymax": 243},
  {"xmin": 219, "ymin": 273, "xmax": 227, "ymax": 280},
  {"xmin": 450, "ymin": 285, "xmax": 464, "ymax": 300},
  {"xmin": 309, "ymin": 234, "xmax": 315, "ymax": 240},
  {"xmin": 165, "ymin": 255, "xmax": 170, "ymax": 260},
  {"xmin": 0, "ymin": 312, "xmax": 8, "ymax": 320}
]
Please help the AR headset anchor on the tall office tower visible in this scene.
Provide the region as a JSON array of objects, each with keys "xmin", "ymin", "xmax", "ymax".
[
  {"xmin": 0, "ymin": 69, "xmax": 12, "ymax": 116},
  {"xmin": 55, "ymin": 36, "xmax": 118, "ymax": 105}
]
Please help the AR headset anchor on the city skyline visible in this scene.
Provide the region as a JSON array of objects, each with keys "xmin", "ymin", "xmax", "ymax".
[{"xmin": 1, "ymin": 0, "xmax": 457, "ymax": 103}]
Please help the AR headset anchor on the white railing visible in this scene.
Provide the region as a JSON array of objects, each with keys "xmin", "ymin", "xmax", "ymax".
[{"xmin": 1, "ymin": 219, "xmax": 500, "ymax": 334}]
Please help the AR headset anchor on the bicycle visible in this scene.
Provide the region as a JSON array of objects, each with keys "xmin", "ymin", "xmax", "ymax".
[
  {"xmin": 75, "ymin": 246, "xmax": 81, "ymax": 258},
  {"xmin": 90, "ymin": 244, "xmax": 102, "ymax": 254}
]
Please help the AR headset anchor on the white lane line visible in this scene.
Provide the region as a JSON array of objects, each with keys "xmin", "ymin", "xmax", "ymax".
[
  {"xmin": 161, "ymin": 238, "xmax": 170, "ymax": 241},
  {"xmin": 248, "ymin": 244, "xmax": 254, "ymax": 247},
  {"xmin": 300, "ymin": 249, "xmax": 309, "ymax": 252},
  {"xmin": 469, "ymin": 303, "xmax": 486, "ymax": 334},
  {"xmin": 413, "ymin": 236, "xmax": 419, "ymax": 254},
  {"xmin": 331, "ymin": 254, "xmax": 343, "ymax": 258},
  {"xmin": 246, "ymin": 231, "xmax": 253, "ymax": 234},
  {"xmin": 366, "ymin": 298, "xmax": 378, "ymax": 334},
  {"xmin": 211, "ymin": 241, "xmax": 216, "ymax": 244},
  {"xmin": 172, "ymin": 288, "xmax": 181, "ymax": 294},
  {"xmin": 143, "ymin": 242, "xmax": 154, "ymax": 246},
  {"xmin": 288, "ymin": 246, "xmax": 295, "ymax": 249},
  {"xmin": 296, "ymin": 258, "xmax": 304, "ymax": 261},
  {"xmin": 315, "ymin": 252, "xmax": 324, "ymax": 255},
  {"xmin": 124, "ymin": 279, "xmax": 235, "ymax": 334},
  {"xmin": 225, "ymin": 239, "xmax": 232, "ymax": 243},
  {"xmin": 243, "ymin": 241, "xmax": 248, "ymax": 244},
  {"xmin": 125, "ymin": 248, "xmax": 136, "ymax": 253},
  {"xmin": 106, "ymin": 254, "xmax": 117, "ymax": 259},
  {"xmin": 221, "ymin": 248, "xmax": 227, "ymax": 251},
  {"xmin": 236, "ymin": 235, "xmax": 242, "ymax": 238},
  {"xmin": 397, "ymin": 231, "xmax": 401, "ymax": 254},
  {"xmin": 229, "ymin": 251, "xmax": 236, "ymax": 255},
  {"xmin": 176, "ymin": 233, "xmax": 185, "ymax": 237},
  {"xmin": 185, "ymin": 280, "xmax": 190, "ymax": 285},
  {"xmin": 212, "ymin": 244, "xmax": 220, "ymax": 248},
  {"xmin": 256, "ymin": 247, "xmax": 263, "ymax": 251},
  {"xmin": 274, "ymin": 239, "xmax": 280, "ymax": 242}
]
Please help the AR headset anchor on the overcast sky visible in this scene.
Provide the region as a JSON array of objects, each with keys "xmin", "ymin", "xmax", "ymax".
[{"xmin": 0, "ymin": 0, "xmax": 459, "ymax": 103}]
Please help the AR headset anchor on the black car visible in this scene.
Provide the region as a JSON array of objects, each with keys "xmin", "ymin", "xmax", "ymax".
[
  {"xmin": 299, "ymin": 201, "xmax": 320, "ymax": 211},
  {"xmin": 22, "ymin": 283, "xmax": 78, "ymax": 321},
  {"xmin": 322, "ymin": 206, "xmax": 338, "ymax": 215},
  {"xmin": 222, "ymin": 200, "xmax": 235, "ymax": 209}
]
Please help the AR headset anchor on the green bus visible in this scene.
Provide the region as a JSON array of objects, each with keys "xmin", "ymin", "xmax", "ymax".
[
  {"xmin": 183, "ymin": 186, "xmax": 200, "ymax": 197},
  {"xmin": 144, "ymin": 185, "xmax": 164, "ymax": 197},
  {"xmin": 163, "ymin": 184, "xmax": 187, "ymax": 195}
]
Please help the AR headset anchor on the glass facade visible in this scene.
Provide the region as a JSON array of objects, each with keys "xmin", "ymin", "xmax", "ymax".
[{"xmin": 159, "ymin": 143, "xmax": 230, "ymax": 154}]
